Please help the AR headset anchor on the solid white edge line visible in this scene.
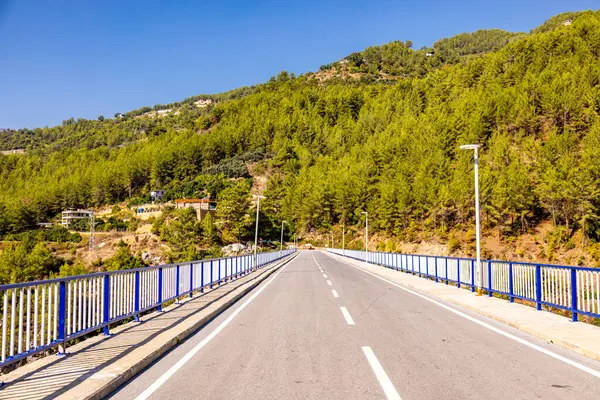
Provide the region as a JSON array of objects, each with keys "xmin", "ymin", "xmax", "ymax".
[
  {"xmin": 362, "ymin": 346, "xmax": 402, "ymax": 400},
  {"xmin": 134, "ymin": 259, "xmax": 294, "ymax": 400},
  {"xmin": 331, "ymin": 254, "xmax": 600, "ymax": 380},
  {"xmin": 332, "ymin": 290, "xmax": 339, "ymax": 298},
  {"xmin": 327, "ymin": 280, "xmax": 332, "ymax": 286},
  {"xmin": 340, "ymin": 306, "xmax": 355, "ymax": 325}
]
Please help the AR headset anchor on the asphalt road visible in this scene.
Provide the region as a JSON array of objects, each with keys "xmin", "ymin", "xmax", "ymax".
[{"xmin": 110, "ymin": 251, "xmax": 600, "ymax": 400}]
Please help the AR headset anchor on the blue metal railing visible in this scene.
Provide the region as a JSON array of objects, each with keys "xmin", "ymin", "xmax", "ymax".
[
  {"xmin": 329, "ymin": 249, "xmax": 600, "ymax": 323},
  {"xmin": 0, "ymin": 249, "xmax": 296, "ymax": 368}
]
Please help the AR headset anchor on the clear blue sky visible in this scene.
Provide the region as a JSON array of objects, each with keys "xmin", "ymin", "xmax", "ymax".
[{"xmin": 0, "ymin": 0, "xmax": 597, "ymax": 129}]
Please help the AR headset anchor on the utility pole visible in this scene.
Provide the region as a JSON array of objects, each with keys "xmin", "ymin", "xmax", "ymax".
[
  {"xmin": 361, "ymin": 211, "xmax": 368, "ymax": 263},
  {"xmin": 460, "ymin": 144, "xmax": 483, "ymax": 296},
  {"xmin": 280, "ymin": 220, "xmax": 288, "ymax": 257},
  {"xmin": 253, "ymin": 195, "xmax": 266, "ymax": 270},
  {"xmin": 342, "ymin": 224, "xmax": 345, "ymax": 255},
  {"xmin": 89, "ymin": 211, "xmax": 95, "ymax": 252}
]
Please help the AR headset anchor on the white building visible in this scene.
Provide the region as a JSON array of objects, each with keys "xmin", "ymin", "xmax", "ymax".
[{"xmin": 61, "ymin": 209, "xmax": 94, "ymax": 227}]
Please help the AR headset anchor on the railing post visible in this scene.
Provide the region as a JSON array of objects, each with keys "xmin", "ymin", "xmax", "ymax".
[
  {"xmin": 471, "ymin": 260, "xmax": 475, "ymax": 292},
  {"xmin": 218, "ymin": 259, "xmax": 221, "ymax": 285},
  {"xmin": 457, "ymin": 261, "xmax": 461, "ymax": 289},
  {"xmin": 535, "ymin": 265, "xmax": 542, "ymax": 310},
  {"xmin": 157, "ymin": 267, "xmax": 163, "ymax": 312},
  {"xmin": 210, "ymin": 260, "xmax": 214, "ymax": 288},
  {"xmin": 103, "ymin": 274, "xmax": 110, "ymax": 335},
  {"xmin": 488, "ymin": 262, "xmax": 493, "ymax": 297},
  {"xmin": 434, "ymin": 257, "xmax": 438, "ymax": 283},
  {"xmin": 201, "ymin": 262, "xmax": 205, "ymax": 293},
  {"xmin": 134, "ymin": 271, "xmax": 140, "ymax": 322},
  {"xmin": 189, "ymin": 263, "xmax": 193, "ymax": 298},
  {"xmin": 445, "ymin": 258, "xmax": 448, "ymax": 285},
  {"xmin": 571, "ymin": 268, "xmax": 578, "ymax": 322},
  {"xmin": 175, "ymin": 264, "xmax": 180, "ymax": 301},
  {"xmin": 509, "ymin": 263, "xmax": 514, "ymax": 303},
  {"xmin": 57, "ymin": 280, "xmax": 67, "ymax": 354}
]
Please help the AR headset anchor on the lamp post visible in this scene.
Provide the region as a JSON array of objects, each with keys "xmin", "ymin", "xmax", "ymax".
[
  {"xmin": 361, "ymin": 212, "xmax": 368, "ymax": 263},
  {"xmin": 280, "ymin": 220, "xmax": 288, "ymax": 256},
  {"xmin": 342, "ymin": 224, "xmax": 345, "ymax": 255},
  {"xmin": 460, "ymin": 144, "xmax": 482, "ymax": 296},
  {"xmin": 253, "ymin": 195, "xmax": 266, "ymax": 270}
]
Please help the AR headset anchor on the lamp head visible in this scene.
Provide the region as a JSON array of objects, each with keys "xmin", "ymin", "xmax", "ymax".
[{"xmin": 459, "ymin": 144, "xmax": 481, "ymax": 151}]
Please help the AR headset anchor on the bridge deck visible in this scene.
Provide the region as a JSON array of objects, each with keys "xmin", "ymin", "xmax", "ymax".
[{"xmin": 112, "ymin": 251, "xmax": 600, "ymax": 400}]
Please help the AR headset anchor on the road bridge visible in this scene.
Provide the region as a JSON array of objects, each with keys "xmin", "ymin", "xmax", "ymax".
[
  {"xmin": 111, "ymin": 251, "xmax": 600, "ymax": 400},
  {"xmin": 2, "ymin": 250, "xmax": 600, "ymax": 399}
]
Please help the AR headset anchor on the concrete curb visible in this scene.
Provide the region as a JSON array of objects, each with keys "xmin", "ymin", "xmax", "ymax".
[
  {"xmin": 325, "ymin": 251, "xmax": 600, "ymax": 362},
  {"xmin": 71, "ymin": 253, "xmax": 299, "ymax": 400}
]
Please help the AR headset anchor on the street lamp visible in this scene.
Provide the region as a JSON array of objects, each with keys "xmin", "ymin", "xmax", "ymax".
[
  {"xmin": 361, "ymin": 211, "xmax": 368, "ymax": 263},
  {"xmin": 280, "ymin": 220, "xmax": 288, "ymax": 256},
  {"xmin": 460, "ymin": 144, "xmax": 482, "ymax": 296},
  {"xmin": 342, "ymin": 224, "xmax": 345, "ymax": 255},
  {"xmin": 253, "ymin": 194, "xmax": 266, "ymax": 270}
]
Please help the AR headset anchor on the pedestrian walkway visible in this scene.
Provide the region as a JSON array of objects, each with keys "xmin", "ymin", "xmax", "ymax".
[
  {"xmin": 0, "ymin": 256, "xmax": 295, "ymax": 400},
  {"xmin": 325, "ymin": 251, "xmax": 600, "ymax": 362}
]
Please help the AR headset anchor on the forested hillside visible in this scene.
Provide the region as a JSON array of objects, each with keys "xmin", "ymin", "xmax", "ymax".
[
  {"xmin": 2, "ymin": 10, "xmax": 600, "ymax": 279},
  {"xmin": 321, "ymin": 29, "xmax": 524, "ymax": 78}
]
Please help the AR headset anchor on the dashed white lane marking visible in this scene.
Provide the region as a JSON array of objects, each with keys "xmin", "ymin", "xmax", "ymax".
[
  {"xmin": 312, "ymin": 255, "xmax": 321, "ymax": 268},
  {"xmin": 323, "ymin": 274, "xmax": 328, "ymax": 278},
  {"xmin": 340, "ymin": 306, "xmax": 355, "ymax": 325},
  {"xmin": 327, "ymin": 280, "xmax": 332, "ymax": 286},
  {"xmin": 362, "ymin": 346, "xmax": 402, "ymax": 400},
  {"xmin": 331, "ymin": 255, "xmax": 600, "ymax": 380},
  {"xmin": 332, "ymin": 290, "xmax": 339, "ymax": 298}
]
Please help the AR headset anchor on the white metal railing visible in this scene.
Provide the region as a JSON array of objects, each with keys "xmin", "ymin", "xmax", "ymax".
[
  {"xmin": 329, "ymin": 248, "xmax": 600, "ymax": 323},
  {"xmin": 0, "ymin": 249, "xmax": 295, "ymax": 368}
]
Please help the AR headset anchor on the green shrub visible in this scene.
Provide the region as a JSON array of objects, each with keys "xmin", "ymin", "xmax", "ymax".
[{"xmin": 447, "ymin": 235, "xmax": 461, "ymax": 253}]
